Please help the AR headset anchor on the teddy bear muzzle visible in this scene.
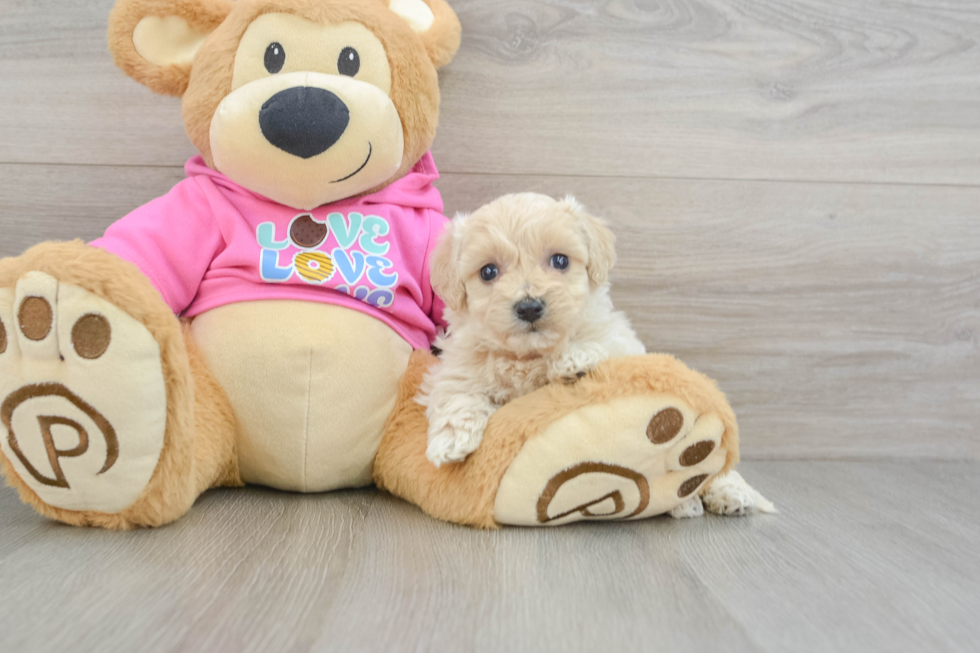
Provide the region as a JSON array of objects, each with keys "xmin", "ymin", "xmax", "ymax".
[{"xmin": 209, "ymin": 71, "xmax": 404, "ymax": 210}]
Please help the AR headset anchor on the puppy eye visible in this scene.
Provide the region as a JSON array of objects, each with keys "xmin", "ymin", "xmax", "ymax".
[
  {"xmin": 338, "ymin": 47, "xmax": 360, "ymax": 76},
  {"xmin": 479, "ymin": 264, "xmax": 499, "ymax": 282},
  {"xmin": 265, "ymin": 42, "xmax": 285, "ymax": 74},
  {"xmin": 550, "ymin": 254, "xmax": 570, "ymax": 270}
]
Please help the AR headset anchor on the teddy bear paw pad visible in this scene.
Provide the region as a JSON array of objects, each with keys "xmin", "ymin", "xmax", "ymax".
[
  {"xmin": 493, "ymin": 394, "xmax": 728, "ymax": 526},
  {"xmin": 0, "ymin": 273, "xmax": 166, "ymax": 513}
]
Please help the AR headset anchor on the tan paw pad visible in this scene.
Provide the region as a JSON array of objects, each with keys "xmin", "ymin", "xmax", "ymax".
[
  {"xmin": 0, "ymin": 277, "xmax": 166, "ymax": 513},
  {"xmin": 536, "ymin": 462, "xmax": 649, "ymax": 523},
  {"xmin": 494, "ymin": 394, "xmax": 729, "ymax": 526}
]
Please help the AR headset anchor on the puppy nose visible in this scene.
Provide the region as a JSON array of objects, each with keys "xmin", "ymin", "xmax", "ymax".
[
  {"xmin": 259, "ymin": 87, "xmax": 350, "ymax": 159},
  {"xmin": 514, "ymin": 298, "xmax": 545, "ymax": 323}
]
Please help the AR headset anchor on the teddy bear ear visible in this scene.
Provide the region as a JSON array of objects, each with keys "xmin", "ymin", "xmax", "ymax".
[
  {"xmin": 107, "ymin": 0, "xmax": 233, "ymax": 97},
  {"xmin": 387, "ymin": 0, "xmax": 462, "ymax": 69}
]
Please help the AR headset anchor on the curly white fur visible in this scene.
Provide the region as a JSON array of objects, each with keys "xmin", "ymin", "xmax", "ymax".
[
  {"xmin": 701, "ymin": 470, "xmax": 777, "ymax": 515},
  {"xmin": 419, "ymin": 194, "xmax": 644, "ymax": 467}
]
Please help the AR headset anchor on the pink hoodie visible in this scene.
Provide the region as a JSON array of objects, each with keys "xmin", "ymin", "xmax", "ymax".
[{"xmin": 92, "ymin": 153, "xmax": 448, "ymax": 349}]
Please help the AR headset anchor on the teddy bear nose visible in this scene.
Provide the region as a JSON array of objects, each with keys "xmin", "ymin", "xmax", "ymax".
[
  {"xmin": 514, "ymin": 298, "xmax": 545, "ymax": 323},
  {"xmin": 259, "ymin": 87, "xmax": 350, "ymax": 159}
]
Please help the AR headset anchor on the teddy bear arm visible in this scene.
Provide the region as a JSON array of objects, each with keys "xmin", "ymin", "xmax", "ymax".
[{"xmin": 91, "ymin": 176, "xmax": 223, "ymax": 315}]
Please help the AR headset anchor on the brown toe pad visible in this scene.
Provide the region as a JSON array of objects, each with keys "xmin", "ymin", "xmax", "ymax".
[
  {"xmin": 678, "ymin": 474, "xmax": 709, "ymax": 498},
  {"xmin": 647, "ymin": 407, "xmax": 684, "ymax": 444},
  {"xmin": 19, "ymin": 296, "xmax": 52, "ymax": 341},
  {"xmin": 679, "ymin": 440, "xmax": 716, "ymax": 467},
  {"xmin": 71, "ymin": 314, "xmax": 112, "ymax": 360}
]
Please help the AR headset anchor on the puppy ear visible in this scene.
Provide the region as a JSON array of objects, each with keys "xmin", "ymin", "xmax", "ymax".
[
  {"xmin": 108, "ymin": 0, "xmax": 232, "ymax": 96},
  {"xmin": 388, "ymin": 0, "xmax": 462, "ymax": 69},
  {"xmin": 430, "ymin": 218, "xmax": 467, "ymax": 312},
  {"xmin": 562, "ymin": 196, "xmax": 616, "ymax": 288}
]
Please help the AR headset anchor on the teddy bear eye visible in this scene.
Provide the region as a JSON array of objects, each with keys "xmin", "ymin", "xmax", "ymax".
[
  {"xmin": 480, "ymin": 264, "xmax": 499, "ymax": 282},
  {"xmin": 338, "ymin": 47, "xmax": 360, "ymax": 77},
  {"xmin": 265, "ymin": 42, "xmax": 285, "ymax": 74},
  {"xmin": 550, "ymin": 254, "xmax": 570, "ymax": 270}
]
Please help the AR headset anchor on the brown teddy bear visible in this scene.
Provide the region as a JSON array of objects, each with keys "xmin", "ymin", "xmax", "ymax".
[{"xmin": 0, "ymin": 0, "xmax": 755, "ymax": 529}]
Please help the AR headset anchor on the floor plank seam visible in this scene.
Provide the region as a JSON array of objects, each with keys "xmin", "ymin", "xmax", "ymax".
[
  {"xmin": 2, "ymin": 161, "xmax": 980, "ymax": 191},
  {"xmin": 427, "ymin": 170, "xmax": 980, "ymax": 190}
]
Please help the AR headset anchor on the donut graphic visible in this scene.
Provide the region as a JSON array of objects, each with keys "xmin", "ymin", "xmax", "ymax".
[
  {"xmin": 293, "ymin": 251, "xmax": 334, "ymax": 284},
  {"xmin": 536, "ymin": 462, "xmax": 650, "ymax": 524}
]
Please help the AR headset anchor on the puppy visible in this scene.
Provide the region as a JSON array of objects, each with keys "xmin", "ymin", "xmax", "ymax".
[
  {"xmin": 419, "ymin": 193, "xmax": 777, "ymax": 519},
  {"xmin": 419, "ymin": 193, "xmax": 645, "ymax": 467}
]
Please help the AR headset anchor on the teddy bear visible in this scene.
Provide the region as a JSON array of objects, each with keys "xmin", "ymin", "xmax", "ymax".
[{"xmin": 0, "ymin": 0, "xmax": 752, "ymax": 530}]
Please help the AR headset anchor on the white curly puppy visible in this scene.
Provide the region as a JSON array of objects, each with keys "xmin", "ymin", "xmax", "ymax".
[
  {"xmin": 420, "ymin": 193, "xmax": 641, "ymax": 465},
  {"xmin": 419, "ymin": 193, "xmax": 774, "ymax": 518}
]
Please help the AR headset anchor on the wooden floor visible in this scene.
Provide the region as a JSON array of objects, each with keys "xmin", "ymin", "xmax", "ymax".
[
  {"xmin": 2, "ymin": 461, "xmax": 979, "ymax": 653},
  {"xmin": 0, "ymin": 0, "xmax": 978, "ymax": 651}
]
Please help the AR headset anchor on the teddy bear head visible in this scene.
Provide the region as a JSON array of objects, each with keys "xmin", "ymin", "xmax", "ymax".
[{"xmin": 107, "ymin": 0, "xmax": 460, "ymax": 210}]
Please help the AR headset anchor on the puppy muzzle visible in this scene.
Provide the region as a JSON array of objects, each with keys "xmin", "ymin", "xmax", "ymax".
[{"xmin": 514, "ymin": 298, "xmax": 546, "ymax": 324}]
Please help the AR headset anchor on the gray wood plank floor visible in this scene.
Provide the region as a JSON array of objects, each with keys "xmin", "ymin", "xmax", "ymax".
[
  {"xmin": 2, "ymin": 461, "xmax": 979, "ymax": 653},
  {"xmin": 0, "ymin": 0, "xmax": 978, "ymax": 651}
]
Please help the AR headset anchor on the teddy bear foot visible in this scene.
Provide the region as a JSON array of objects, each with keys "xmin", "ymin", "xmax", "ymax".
[
  {"xmin": 374, "ymin": 351, "xmax": 758, "ymax": 530},
  {"xmin": 493, "ymin": 393, "xmax": 728, "ymax": 526},
  {"xmin": 0, "ymin": 271, "xmax": 168, "ymax": 517}
]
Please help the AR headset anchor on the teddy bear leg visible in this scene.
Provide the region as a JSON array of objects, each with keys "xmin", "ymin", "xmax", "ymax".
[
  {"xmin": 374, "ymin": 350, "xmax": 504, "ymax": 528},
  {"xmin": 0, "ymin": 241, "xmax": 241, "ymax": 529},
  {"xmin": 375, "ymin": 351, "xmax": 768, "ymax": 528}
]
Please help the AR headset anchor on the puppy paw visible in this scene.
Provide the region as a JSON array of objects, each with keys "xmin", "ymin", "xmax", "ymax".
[
  {"xmin": 669, "ymin": 496, "xmax": 704, "ymax": 519},
  {"xmin": 702, "ymin": 470, "xmax": 777, "ymax": 516},
  {"xmin": 425, "ymin": 420, "xmax": 487, "ymax": 467},
  {"xmin": 548, "ymin": 344, "xmax": 607, "ymax": 384}
]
